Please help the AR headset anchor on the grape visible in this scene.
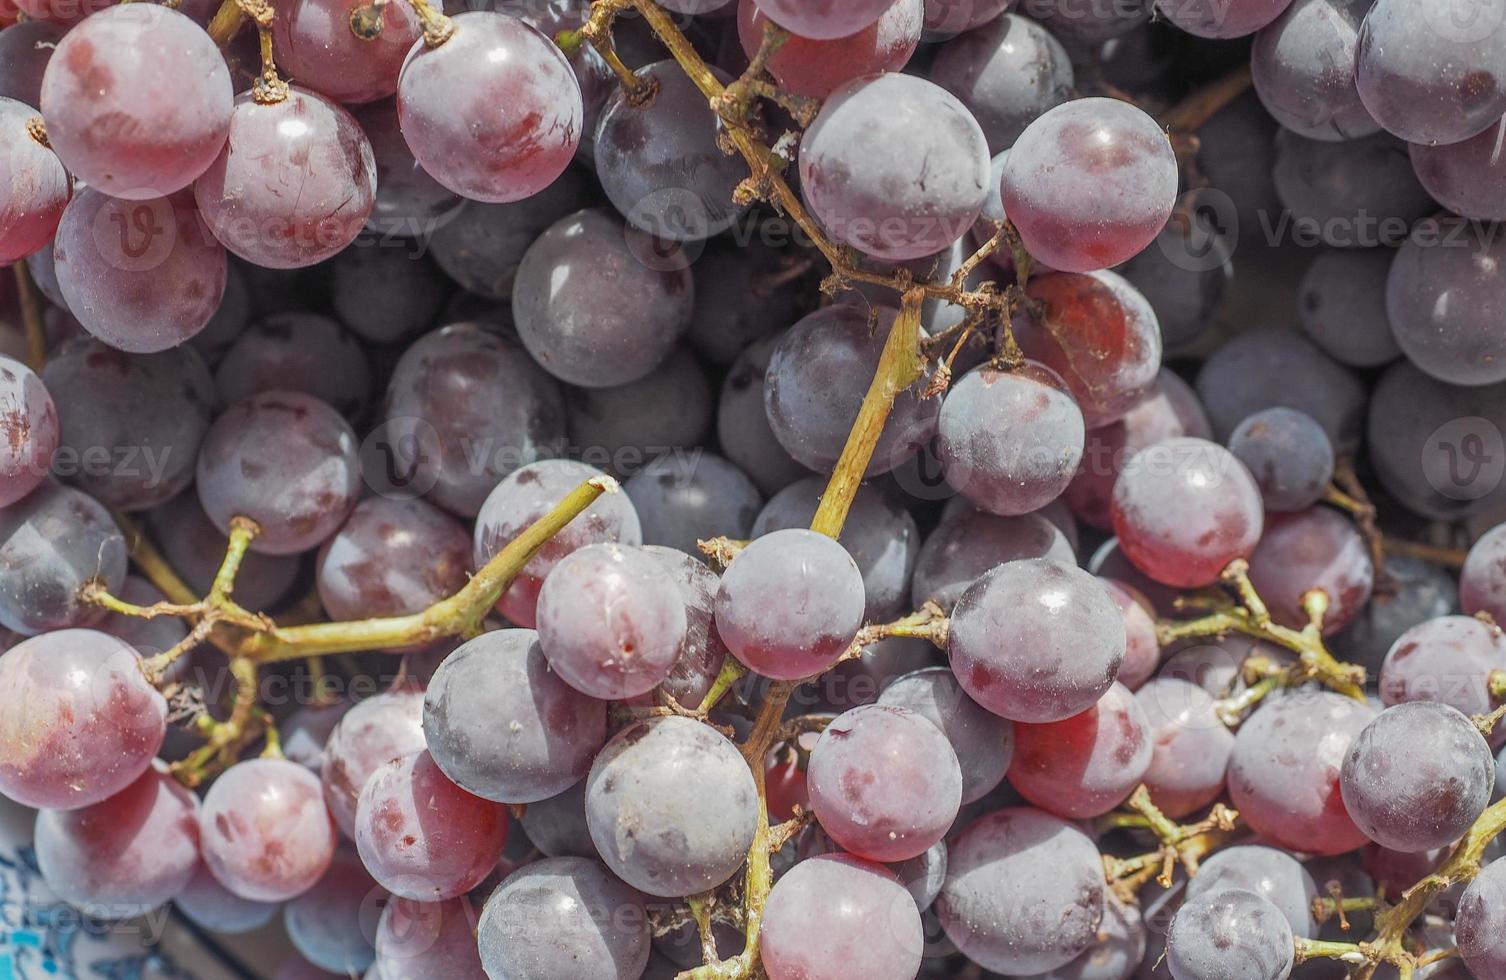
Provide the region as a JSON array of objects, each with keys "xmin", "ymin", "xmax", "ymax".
[
  {"xmin": 512, "ymin": 208, "xmax": 693, "ymax": 388},
  {"xmin": 800, "ymin": 72, "xmax": 990, "ymax": 260},
  {"xmin": 625, "ymin": 453, "xmax": 763, "ymax": 558},
  {"xmin": 350, "ymin": 98, "xmax": 463, "ymax": 239},
  {"xmin": 196, "ymin": 390, "xmax": 361, "ymax": 555},
  {"xmin": 274, "ymin": 956, "xmax": 345, "ymax": 980},
  {"xmin": 282, "ymin": 699, "xmax": 351, "ymax": 774},
  {"xmin": 473, "ymin": 458, "xmax": 643, "ymax": 626},
  {"xmin": 190, "ymin": 260, "xmax": 251, "ymax": 365},
  {"xmin": 686, "ymin": 241, "xmax": 799, "ymax": 366},
  {"xmin": 175, "ymin": 862, "xmax": 279, "ymax": 934},
  {"xmin": 201, "ymin": 757, "xmax": 337, "ymax": 902},
  {"xmin": 0, "ymin": 20, "xmax": 65, "ymax": 108},
  {"xmin": 1165, "ymin": 889, "xmax": 1294, "ymax": 980},
  {"xmin": 1102, "ymin": 579, "xmax": 1159, "ymax": 690},
  {"xmin": 753, "ymin": 475, "xmax": 918, "ymax": 621},
  {"xmin": 376, "ymin": 896, "xmax": 485, "ymax": 980},
  {"xmin": 519, "ymin": 779, "xmax": 595, "ymax": 858},
  {"xmin": 397, "ymin": 11, "xmax": 580, "ymax": 204},
  {"xmin": 355, "ymin": 749, "xmax": 508, "ymax": 900},
  {"xmin": 1250, "ymin": 0, "xmax": 1377, "ymax": 141},
  {"xmin": 751, "ymin": 0, "xmax": 893, "ymax": 39},
  {"xmin": 718, "ymin": 334, "xmax": 811, "ymax": 496},
  {"xmin": 1463, "ymin": 523, "xmax": 1506, "ymax": 624},
  {"xmin": 1002, "ymin": 98, "xmax": 1177, "ymax": 273},
  {"xmin": 595, "ymin": 60, "xmax": 749, "ymax": 242},
  {"xmin": 1298, "ymin": 248, "xmax": 1402, "ymax": 369},
  {"xmin": 494, "ymin": 0, "xmax": 616, "ymax": 165},
  {"xmin": 948, "ymin": 558, "xmax": 1126, "ymax": 722},
  {"xmin": 146, "ymin": 495, "xmax": 299, "ymax": 612},
  {"xmin": 1458, "ymin": 858, "xmax": 1506, "ymax": 979},
  {"xmin": 25, "ymin": 241, "xmax": 65, "ymax": 309},
  {"xmin": 931, "ymin": 13, "xmax": 1075, "ymax": 154},
  {"xmin": 890, "ymin": 839, "xmax": 948, "ymax": 913},
  {"xmin": 1116, "ymin": 212, "xmax": 1233, "ymax": 352},
  {"xmin": 1009, "ymin": 681, "xmax": 1152, "ymax": 818},
  {"xmin": 0, "ymin": 96, "xmax": 69, "ymax": 266},
  {"xmin": 1186, "ymin": 846, "xmax": 1318, "ymax": 940},
  {"xmin": 1379, "ymin": 616, "xmax": 1506, "ymax": 735},
  {"xmin": 1247, "ymin": 507, "xmax": 1374, "ymax": 634},
  {"xmin": 571, "ymin": 347, "xmax": 713, "ymax": 474},
  {"xmin": 1010, "ymin": 270, "xmax": 1164, "ymax": 428},
  {"xmin": 316, "ymin": 496, "xmax": 470, "ymax": 624},
  {"xmin": 1270, "ymin": 130, "xmax": 1435, "ymax": 248},
  {"xmin": 760, "ymin": 854, "xmax": 924, "ymax": 980},
  {"xmin": 924, "ymin": 0, "xmax": 1011, "ymax": 38},
  {"xmin": 1228, "ymin": 692, "xmax": 1375, "ymax": 855},
  {"xmin": 1111, "ymin": 437, "xmax": 1265, "ymax": 588},
  {"xmin": 321, "ymin": 684, "xmax": 428, "ymax": 837},
  {"xmin": 39, "ymin": 5, "xmax": 231, "ymax": 198},
  {"xmin": 329, "ymin": 247, "xmax": 446, "ymax": 347},
  {"xmin": 284, "ymin": 848, "xmax": 382, "ymax": 974},
  {"xmin": 0, "ymin": 354, "xmax": 55, "ymax": 508},
  {"xmin": 584, "ymin": 715, "xmax": 757, "ymax": 897},
  {"xmin": 764, "ymin": 302, "xmax": 939, "ymax": 476},
  {"xmin": 911, "ymin": 508, "xmax": 1073, "ymax": 611},
  {"xmin": 640, "ymin": 544, "xmax": 731, "ymax": 709},
  {"xmin": 1229, "ymin": 408, "xmax": 1334, "ymax": 515},
  {"xmin": 195, "ymin": 86, "xmax": 376, "ymax": 269},
  {"xmin": 1024, "ymin": 887, "xmax": 1146, "ymax": 980},
  {"xmin": 217, "ymin": 312, "xmax": 371, "ymax": 417},
  {"xmin": 807, "ymin": 703, "xmax": 962, "ymax": 861},
  {"xmin": 1335, "ymin": 555, "xmax": 1459, "ymax": 674},
  {"xmin": 478, "ymin": 856, "xmax": 650, "ymax": 980},
  {"xmin": 714, "ymin": 528, "xmax": 866, "ymax": 680},
  {"xmin": 0, "ymin": 482, "xmax": 127, "ymax": 634},
  {"xmin": 273, "ymin": 0, "xmax": 421, "ymax": 105},
  {"xmin": 1411, "ymin": 119, "xmax": 1506, "ymax": 221},
  {"xmin": 736, "ymin": 0, "xmax": 922, "ymax": 100},
  {"xmin": 1341, "ymin": 701, "xmax": 1494, "ymax": 853},
  {"xmin": 1020, "ymin": 0, "xmax": 1149, "ymax": 42},
  {"xmin": 1134, "ymin": 676, "xmax": 1235, "ymax": 819},
  {"xmin": 938, "ymin": 807, "xmax": 1105, "ymax": 974},
  {"xmin": 96, "ymin": 576, "xmax": 188, "ymax": 668},
  {"xmin": 1387, "ymin": 219, "xmax": 1506, "ymax": 386}
]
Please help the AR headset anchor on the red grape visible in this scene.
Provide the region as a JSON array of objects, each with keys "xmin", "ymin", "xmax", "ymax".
[
  {"xmin": 0, "ymin": 95, "xmax": 69, "ymax": 265},
  {"xmin": 200, "ymin": 757, "xmax": 338, "ymax": 902},
  {"xmin": 1008, "ymin": 681, "xmax": 1152, "ymax": 818},
  {"xmin": 735, "ymin": 0, "xmax": 922, "ymax": 99}
]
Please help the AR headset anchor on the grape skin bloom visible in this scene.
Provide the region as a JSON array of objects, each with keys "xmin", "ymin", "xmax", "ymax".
[{"xmin": 760, "ymin": 854, "xmax": 924, "ymax": 980}]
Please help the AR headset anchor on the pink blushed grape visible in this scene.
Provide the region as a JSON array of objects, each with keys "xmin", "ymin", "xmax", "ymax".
[
  {"xmin": 1134, "ymin": 676, "xmax": 1235, "ymax": 819},
  {"xmin": 316, "ymin": 496, "xmax": 470, "ymax": 626},
  {"xmin": 397, "ymin": 11, "xmax": 581, "ymax": 203},
  {"xmin": 0, "ymin": 354, "xmax": 57, "ymax": 508},
  {"xmin": 1247, "ymin": 507, "xmax": 1374, "ymax": 635},
  {"xmin": 39, "ymin": 5, "xmax": 231, "ymax": 199},
  {"xmin": 1463, "ymin": 523, "xmax": 1506, "ymax": 624},
  {"xmin": 1104, "ymin": 579, "xmax": 1159, "ymax": 690},
  {"xmin": 1379, "ymin": 616, "xmax": 1506, "ymax": 739},
  {"xmin": 376, "ymin": 897, "xmax": 486, "ymax": 980},
  {"xmin": 273, "ymin": 0, "xmax": 421, "ymax": 105},
  {"xmin": 735, "ymin": 0, "xmax": 922, "ymax": 100},
  {"xmin": 175, "ymin": 863, "xmax": 278, "ymax": 934},
  {"xmin": 761, "ymin": 854, "xmax": 923, "ymax": 980},
  {"xmin": 200, "ymin": 757, "xmax": 338, "ymax": 902},
  {"xmin": 321, "ymin": 684, "xmax": 427, "ymax": 838},
  {"xmin": 0, "ymin": 96, "xmax": 69, "ymax": 265},
  {"xmin": 1008, "ymin": 682, "xmax": 1152, "ymax": 818},
  {"xmin": 752, "ymin": 0, "xmax": 893, "ymax": 39}
]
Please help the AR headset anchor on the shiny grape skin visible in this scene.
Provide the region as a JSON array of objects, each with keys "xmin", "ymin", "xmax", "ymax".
[
  {"xmin": 272, "ymin": 0, "xmax": 421, "ymax": 105},
  {"xmin": 1186, "ymin": 845, "xmax": 1318, "ymax": 939},
  {"xmin": 1133, "ymin": 676, "xmax": 1235, "ymax": 819},
  {"xmin": 1250, "ymin": 0, "xmax": 1378, "ymax": 141},
  {"xmin": 1387, "ymin": 218, "xmax": 1506, "ymax": 386},
  {"xmin": 350, "ymin": 98, "xmax": 463, "ymax": 240},
  {"xmin": 195, "ymin": 86, "xmax": 376, "ymax": 269},
  {"xmin": 512, "ymin": 207, "xmax": 693, "ymax": 388},
  {"xmin": 1165, "ymin": 888, "xmax": 1294, "ymax": 980},
  {"xmin": 585, "ymin": 716, "xmax": 758, "ymax": 897},
  {"xmin": 397, "ymin": 11, "xmax": 581, "ymax": 204},
  {"xmin": 594, "ymin": 61, "xmax": 749, "ymax": 242},
  {"xmin": 931, "ymin": 13, "xmax": 1074, "ymax": 154},
  {"xmin": 1411, "ymin": 119, "xmax": 1506, "ymax": 221},
  {"xmin": 1296, "ymin": 249, "xmax": 1402, "ymax": 369},
  {"xmin": 196, "ymin": 390, "xmax": 361, "ymax": 555},
  {"xmin": 42, "ymin": 338, "xmax": 215, "ymax": 511},
  {"xmin": 1008, "ymin": 681, "xmax": 1152, "ymax": 819},
  {"xmin": 1230, "ymin": 407, "xmax": 1334, "ymax": 513},
  {"xmin": 765, "ymin": 302, "xmax": 939, "ymax": 477},
  {"xmin": 1463, "ymin": 523, "xmax": 1506, "ymax": 624},
  {"xmin": 0, "ymin": 96, "xmax": 69, "ymax": 265},
  {"xmin": 1270, "ymin": 130, "xmax": 1435, "ymax": 248},
  {"xmin": 145, "ymin": 495, "xmax": 299, "ymax": 612},
  {"xmin": 718, "ymin": 334, "xmax": 811, "ymax": 497},
  {"xmin": 200, "ymin": 757, "xmax": 338, "ymax": 902},
  {"xmin": 375, "ymin": 896, "xmax": 486, "ymax": 980},
  {"xmin": 0, "ymin": 354, "xmax": 55, "ymax": 508},
  {"xmin": 1247, "ymin": 507, "xmax": 1374, "ymax": 635},
  {"xmin": 714, "ymin": 528, "xmax": 866, "ymax": 681},
  {"xmin": 175, "ymin": 863, "xmax": 279, "ymax": 934},
  {"xmin": 570, "ymin": 346, "xmax": 714, "ymax": 474},
  {"xmin": 760, "ymin": 854, "xmax": 923, "ymax": 980},
  {"xmin": 1110, "ymin": 436, "xmax": 1265, "ymax": 589},
  {"xmin": 625, "ymin": 453, "xmax": 762, "ymax": 559},
  {"xmin": 283, "ymin": 848, "xmax": 382, "ymax": 974},
  {"xmin": 0, "ymin": 482, "xmax": 127, "ymax": 634},
  {"xmin": 354, "ymin": 749, "xmax": 508, "ymax": 901},
  {"xmin": 321, "ymin": 684, "xmax": 428, "ymax": 837},
  {"xmin": 315, "ymin": 496, "xmax": 470, "ymax": 624},
  {"xmin": 1341, "ymin": 701, "xmax": 1494, "ymax": 853},
  {"xmin": 910, "ymin": 508, "xmax": 1074, "ymax": 612},
  {"xmin": 949, "ymin": 558, "xmax": 1125, "ymax": 723},
  {"xmin": 736, "ymin": 0, "xmax": 922, "ymax": 100},
  {"xmin": 937, "ymin": 362, "xmax": 1085, "ymax": 516},
  {"xmin": 0, "ymin": 21, "xmax": 65, "ymax": 108},
  {"xmin": 1227, "ymin": 692, "xmax": 1376, "ymax": 855},
  {"xmin": 752, "ymin": 0, "xmax": 893, "ymax": 38},
  {"xmin": 640, "ymin": 545, "xmax": 730, "ymax": 710},
  {"xmin": 472, "ymin": 458, "xmax": 643, "ymax": 626},
  {"xmin": 216, "ymin": 312, "xmax": 371, "ymax": 418},
  {"xmin": 800, "ymin": 72, "xmax": 990, "ymax": 261},
  {"xmin": 478, "ymin": 856, "xmax": 650, "ymax": 980},
  {"xmin": 938, "ymin": 807, "xmax": 1105, "ymax": 974},
  {"xmin": 1201, "ymin": 329, "xmax": 1367, "ymax": 450},
  {"xmin": 1457, "ymin": 858, "xmax": 1506, "ymax": 978},
  {"xmin": 39, "ymin": 5, "xmax": 231, "ymax": 199},
  {"xmin": 1379, "ymin": 616, "xmax": 1506, "ymax": 741}
]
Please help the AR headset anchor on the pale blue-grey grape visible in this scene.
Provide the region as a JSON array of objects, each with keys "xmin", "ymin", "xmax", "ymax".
[
  {"xmin": 519, "ymin": 779, "xmax": 595, "ymax": 859},
  {"xmin": 283, "ymin": 848, "xmax": 382, "ymax": 974},
  {"xmin": 878, "ymin": 666, "xmax": 1014, "ymax": 804},
  {"xmin": 1228, "ymin": 407, "xmax": 1335, "ymax": 512},
  {"xmin": 718, "ymin": 334, "xmax": 811, "ymax": 497},
  {"xmin": 0, "ymin": 482, "xmax": 127, "ymax": 635},
  {"xmin": 175, "ymin": 863, "xmax": 278, "ymax": 934},
  {"xmin": 1166, "ymin": 889, "xmax": 1294, "ymax": 980},
  {"xmin": 624, "ymin": 453, "xmax": 762, "ymax": 560}
]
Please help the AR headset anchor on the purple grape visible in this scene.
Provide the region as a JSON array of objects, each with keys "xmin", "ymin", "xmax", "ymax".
[
  {"xmin": 321, "ymin": 685, "xmax": 428, "ymax": 839},
  {"xmin": 284, "ymin": 848, "xmax": 382, "ymax": 974},
  {"xmin": 640, "ymin": 545, "xmax": 730, "ymax": 710},
  {"xmin": 146, "ymin": 495, "xmax": 299, "ymax": 612},
  {"xmin": 282, "ymin": 699, "xmax": 351, "ymax": 775},
  {"xmin": 519, "ymin": 779, "xmax": 595, "ymax": 859},
  {"xmin": 316, "ymin": 496, "xmax": 470, "ymax": 624},
  {"xmin": 1335, "ymin": 554, "xmax": 1459, "ymax": 674},
  {"xmin": 752, "ymin": 0, "xmax": 893, "ymax": 38},
  {"xmin": 1297, "ymin": 249, "xmax": 1402, "ymax": 369},
  {"xmin": 1165, "ymin": 889, "xmax": 1294, "ymax": 980},
  {"xmin": 924, "ymin": 0, "xmax": 1011, "ymax": 38},
  {"xmin": 216, "ymin": 312, "xmax": 369, "ymax": 418},
  {"xmin": 1008, "ymin": 681, "xmax": 1153, "ymax": 818},
  {"xmin": 1379, "ymin": 615, "xmax": 1506, "ymax": 736},
  {"xmin": 95, "ymin": 575, "xmax": 190, "ymax": 666},
  {"xmin": 175, "ymin": 862, "xmax": 279, "ymax": 934},
  {"xmin": 1250, "ymin": 0, "xmax": 1378, "ymax": 140},
  {"xmin": 571, "ymin": 347, "xmax": 714, "ymax": 475},
  {"xmin": 1247, "ymin": 506, "xmax": 1375, "ymax": 635},
  {"xmin": 190, "ymin": 260, "xmax": 251, "ymax": 365},
  {"xmin": 1116, "ymin": 213, "xmax": 1233, "ymax": 352},
  {"xmin": 718, "ymin": 334, "xmax": 811, "ymax": 497},
  {"xmin": 1387, "ymin": 219, "xmax": 1506, "ymax": 386},
  {"xmin": 931, "ymin": 13, "xmax": 1074, "ymax": 154},
  {"xmin": 376, "ymin": 896, "xmax": 486, "ymax": 980},
  {"xmin": 685, "ymin": 240, "xmax": 800, "ymax": 366},
  {"xmin": 0, "ymin": 482, "xmax": 126, "ymax": 634},
  {"xmin": 1458, "ymin": 858, "xmax": 1506, "ymax": 979},
  {"xmin": 1411, "ymin": 119, "xmax": 1506, "ymax": 221},
  {"xmin": 1134, "ymin": 676, "xmax": 1235, "ymax": 819},
  {"xmin": 0, "ymin": 21, "xmax": 65, "ymax": 108},
  {"xmin": 272, "ymin": 0, "xmax": 420, "ymax": 105},
  {"xmin": 0, "ymin": 354, "xmax": 56, "ymax": 507},
  {"xmin": 760, "ymin": 854, "xmax": 923, "ymax": 980},
  {"xmin": 1186, "ymin": 845, "xmax": 1318, "ymax": 939},
  {"xmin": 624, "ymin": 453, "xmax": 763, "ymax": 559},
  {"xmin": 200, "ymin": 757, "xmax": 337, "ymax": 902},
  {"xmin": 911, "ymin": 508, "xmax": 1074, "ymax": 611},
  {"xmin": 1463, "ymin": 523, "xmax": 1506, "ymax": 625},
  {"xmin": 0, "ymin": 95, "xmax": 69, "ymax": 266},
  {"xmin": 350, "ymin": 97, "xmax": 463, "ymax": 239},
  {"xmin": 1270, "ymin": 130, "xmax": 1435, "ymax": 248},
  {"xmin": 328, "ymin": 246, "xmax": 446, "ymax": 348},
  {"xmin": 1230, "ymin": 407, "xmax": 1335, "ymax": 512}
]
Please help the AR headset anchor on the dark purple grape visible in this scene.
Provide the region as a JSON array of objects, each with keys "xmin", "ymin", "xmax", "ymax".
[
  {"xmin": 216, "ymin": 313, "xmax": 370, "ymax": 418},
  {"xmin": 1387, "ymin": 217, "xmax": 1506, "ymax": 386},
  {"xmin": 1229, "ymin": 407, "xmax": 1334, "ymax": 512},
  {"xmin": 316, "ymin": 496, "xmax": 470, "ymax": 624},
  {"xmin": 625, "ymin": 453, "xmax": 762, "ymax": 559},
  {"xmin": 1270, "ymin": 129, "xmax": 1435, "ymax": 248},
  {"xmin": 1463, "ymin": 523, "xmax": 1506, "ymax": 625},
  {"xmin": 1459, "ymin": 858, "xmax": 1506, "ymax": 978},
  {"xmin": 1335, "ymin": 554, "xmax": 1459, "ymax": 674},
  {"xmin": 641, "ymin": 544, "xmax": 730, "ymax": 710},
  {"xmin": 329, "ymin": 246, "xmax": 448, "ymax": 347},
  {"xmin": 930, "ymin": 14, "xmax": 1074, "ymax": 154},
  {"xmin": 0, "ymin": 482, "xmax": 126, "ymax": 634},
  {"xmin": 0, "ymin": 20, "xmax": 65, "ymax": 108},
  {"xmin": 1165, "ymin": 889, "xmax": 1294, "ymax": 980},
  {"xmin": 146, "ymin": 495, "xmax": 300, "ymax": 612},
  {"xmin": 1116, "ymin": 213, "xmax": 1232, "ymax": 352},
  {"xmin": 685, "ymin": 240, "xmax": 800, "ymax": 366},
  {"xmin": 1251, "ymin": 0, "xmax": 1378, "ymax": 141},
  {"xmin": 1297, "ymin": 249, "xmax": 1402, "ymax": 369},
  {"xmin": 718, "ymin": 334, "xmax": 810, "ymax": 496},
  {"xmin": 912, "ymin": 507, "xmax": 1072, "ymax": 611},
  {"xmin": 570, "ymin": 346, "xmax": 713, "ymax": 475},
  {"xmin": 1411, "ymin": 118, "xmax": 1506, "ymax": 221},
  {"xmin": 879, "ymin": 666, "xmax": 1014, "ymax": 805},
  {"xmin": 349, "ymin": 98, "xmax": 462, "ymax": 239}
]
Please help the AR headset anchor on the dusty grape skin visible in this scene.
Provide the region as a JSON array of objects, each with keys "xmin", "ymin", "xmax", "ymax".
[
  {"xmin": 877, "ymin": 667, "xmax": 1012, "ymax": 805},
  {"xmin": 321, "ymin": 684, "xmax": 428, "ymax": 837},
  {"xmin": 1154, "ymin": 0, "xmax": 1294, "ymax": 38},
  {"xmin": 1271, "ymin": 130, "xmax": 1435, "ymax": 249},
  {"xmin": 1021, "ymin": 887, "xmax": 1145, "ymax": 980},
  {"xmin": 948, "ymin": 558, "xmax": 1125, "ymax": 723},
  {"xmin": 752, "ymin": 0, "xmax": 892, "ymax": 38},
  {"xmin": 923, "ymin": 0, "xmax": 1010, "ymax": 38},
  {"xmin": 146, "ymin": 495, "xmax": 299, "ymax": 612},
  {"xmin": 0, "ymin": 97, "xmax": 69, "ymax": 265},
  {"xmin": 595, "ymin": 61, "xmax": 749, "ymax": 242},
  {"xmin": 1341, "ymin": 701, "xmax": 1494, "ymax": 853},
  {"xmin": 195, "ymin": 87, "xmax": 376, "ymax": 269},
  {"xmin": 196, "ymin": 390, "xmax": 361, "ymax": 555},
  {"xmin": 625, "ymin": 454, "xmax": 763, "ymax": 560},
  {"xmin": 350, "ymin": 97, "xmax": 463, "ymax": 239},
  {"xmin": 273, "ymin": 0, "xmax": 420, "ymax": 105},
  {"xmin": 1008, "ymin": 681, "xmax": 1152, "ymax": 819},
  {"xmin": 512, "ymin": 207, "xmax": 693, "ymax": 388},
  {"xmin": 1227, "ymin": 692, "xmax": 1375, "ymax": 855},
  {"xmin": 1110, "ymin": 436, "xmax": 1265, "ymax": 589},
  {"xmin": 718, "ymin": 334, "xmax": 811, "ymax": 497},
  {"xmin": 686, "ymin": 241, "xmax": 799, "ymax": 367},
  {"xmin": 911, "ymin": 508, "xmax": 1073, "ymax": 612},
  {"xmin": 585, "ymin": 716, "xmax": 758, "ymax": 897},
  {"xmin": 1463, "ymin": 524, "xmax": 1506, "ymax": 624},
  {"xmin": 201, "ymin": 757, "xmax": 337, "ymax": 902},
  {"xmin": 1411, "ymin": 120, "xmax": 1506, "ymax": 221},
  {"xmin": 764, "ymin": 302, "xmax": 939, "ymax": 476},
  {"xmin": 890, "ymin": 839, "xmax": 948, "ymax": 913},
  {"xmin": 1115, "ymin": 213, "xmax": 1231, "ymax": 353},
  {"xmin": 1250, "ymin": 0, "xmax": 1377, "ymax": 141},
  {"xmin": 1247, "ymin": 507, "xmax": 1374, "ymax": 636},
  {"xmin": 760, "ymin": 854, "xmax": 923, "ymax": 980},
  {"xmin": 1185, "ymin": 845, "xmax": 1318, "ymax": 940},
  {"xmin": 376, "ymin": 896, "xmax": 485, "ymax": 980},
  {"xmin": 519, "ymin": 779, "xmax": 595, "ymax": 859},
  {"xmin": 1103, "ymin": 579, "xmax": 1159, "ymax": 690},
  {"xmin": 931, "ymin": 13, "xmax": 1074, "ymax": 154},
  {"xmin": 570, "ymin": 347, "xmax": 714, "ymax": 473},
  {"xmin": 355, "ymin": 750, "xmax": 507, "ymax": 901},
  {"xmin": 1229, "ymin": 407, "xmax": 1334, "ymax": 513},
  {"xmin": 0, "ymin": 354, "xmax": 55, "ymax": 507},
  {"xmin": 754, "ymin": 475, "xmax": 918, "ymax": 621},
  {"xmin": 1458, "ymin": 858, "xmax": 1506, "ymax": 978},
  {"xmin": 1165, "ymin": 888, "xmax": 1294, "ymax": 980},
  {"xmin": 283, "ymin": 849, "xmax": 382, "ymax": 974},
  {"xmin": 938, "ymin": 807, "xmax": 1105, "ymax": 974},
  {"xmin": 1386, "ymin": 219, "xmax": 1506, "ymax": 386},
  {"xmin": 714, "ymin": 528, "xmax": 866, "ymax": 681},
  {"xmin": 1334, "ymin": 555, "xmax": 1459, "ymax": 675},
  {"xmin": 1296, "ymin": 249, "xmax": 1401, "ymax": 369},
  {"xmin": 175, "ymin": 862, "xmax": 279, "ymax": 934},
  {"xmin": 478, "ymin": 856, "xmax": 650, "ymax": 980},
  {"xmin": 316, "ymin": 496, "xmax": 470, "ymax": 626},
  {"xmin": 329, "ymin": 246, "xmax": 447, "ymax": 347},
  {"xmin": 472, "ymin": 458, "xmax": 643, "ymax": 626},
  {"xmin": 0, "ymin": 21, "xmax": 65, "ymax": 108},
  {"xmin": 0, "ymin": 482, "xmax": 127, "ymax": 635},
  {"xmin": 1379, "ymin": 616, "xmax": 1506, "ymax": 734},
  {"xmin": 736, "ymin": 0, "xmax": 921, "ymax": 100},
  {"xmin": 1133, "ymin": 677, "xmax": 1235, "ymax": 820},
  {"xmin": 39, "ymin": 5, "xmax": 230, "ymax": 199},
  {"xmin": 217, "ymin": 312, "xmax": 370, "ymax": 418},
  {"xmin": 800, "ymin": 73, "xmax": 990, "ymax": 261},
  {"xmin": 640, "ymin": 545, "xmax": 730, "ymax": 710}
]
